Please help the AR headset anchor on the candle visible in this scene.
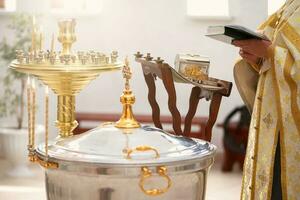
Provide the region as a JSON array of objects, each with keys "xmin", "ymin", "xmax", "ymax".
[
  {"xmin": 31, "ymin": 79, "xmax": 36, "ymax": 148},
  {"xmin": 27, "ymin": 76, "xmax": 32, "ymax": 148},
  {"xmin": 31, "ymin": 16, "xmax": 36, "ymax": 54},
  {"xmin": 32, "ymin": 15, "xmax": 36, "ymax": 27},
  {"xmin": 31, "ymin": 32, "xmax": 35, "ymax": 54},
  {"xmin": 39, "ymin": 32, "xmax": 43, "ymax": 51},
  {"xmin": 45, "ymin": 86, "xmax": 49, "ymax": 158},
  {"xmin": 32, "ymin": 32, "xmax": 36, "ymax": 55},
  {"xmin": 51, "ymin": 33, "xmax": 54, "ymax": 53}
]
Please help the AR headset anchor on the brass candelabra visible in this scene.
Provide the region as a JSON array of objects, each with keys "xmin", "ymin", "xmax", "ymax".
[{"xmin": 10, "ymin": 18, "xmax": 123, "ymax": 167}]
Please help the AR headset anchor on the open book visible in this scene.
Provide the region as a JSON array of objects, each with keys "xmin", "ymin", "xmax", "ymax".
[{"xmin": 205, "ymin": 25, "xmax": 269, "ymax": 44}]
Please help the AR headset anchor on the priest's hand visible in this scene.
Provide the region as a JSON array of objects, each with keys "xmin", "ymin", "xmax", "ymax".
[
  {"xmin": 238, "ymin": 49, "xmax": 261, "ymax": 66},
  {"xmin": 232, "ymin": 39, "xmax": 272, "ymax": 58}
]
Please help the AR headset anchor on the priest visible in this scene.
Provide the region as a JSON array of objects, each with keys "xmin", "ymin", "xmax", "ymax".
[{"xmin": 233, "ymin": 0, "xmax": 300, "ymax": 199}]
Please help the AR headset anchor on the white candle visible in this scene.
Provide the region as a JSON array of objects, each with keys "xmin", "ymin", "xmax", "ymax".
[
  {"xmin": 31, "ymin": 16, "xmax": 37, "ymax": 54},
  {"xmin": 27, "ymin": 76, "xmax": 32, "ymax": 148},
  {"xmin": 45, "ymin": 86, "xmax": 49, "ymax": 157},
  {"xmin": 39, "ymin": 32, "xmax": 43, "ymax": 51},
  {"xmin": 31, "ymin": 32, "xmax": 35, "ymax": 54},
  {"xmin": 51, "ymin": 33, "xmax": 54, "ymax": 53},
  {"xmin": 31, "ymin": 79, "xmax": 36, "ymax": 147}
]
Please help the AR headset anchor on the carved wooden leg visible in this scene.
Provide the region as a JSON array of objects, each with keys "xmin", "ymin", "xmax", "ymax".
[
  {"xmin": 184, "ymin": 87, "xmax": 202, "ymax": 137},
  {"xmin": 143, "ymin": 73, "xmax": 163, "ymax": 129},
  {"xmin": 161, "ymin": 65, "xmax": 182, "ymax": 135},
  {"xmin": 205, "ymin": 93, "xmax": 222, "ymax": 141}
]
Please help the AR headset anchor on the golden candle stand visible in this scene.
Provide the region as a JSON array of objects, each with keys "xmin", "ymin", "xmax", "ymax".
[{"xmin": 10, "ymin": 19, "xmax": 123, "ymax": 168}]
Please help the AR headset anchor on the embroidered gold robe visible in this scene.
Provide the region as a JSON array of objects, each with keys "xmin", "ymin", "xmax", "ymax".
[{"xmin": 235, "ymin": 1, "xmax": 300, "ymax": 199}]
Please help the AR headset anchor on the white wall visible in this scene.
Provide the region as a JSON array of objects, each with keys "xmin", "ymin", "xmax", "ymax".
[{"xmin": 0, "ymin": 0, "xmax": 268, "ymax": 149}]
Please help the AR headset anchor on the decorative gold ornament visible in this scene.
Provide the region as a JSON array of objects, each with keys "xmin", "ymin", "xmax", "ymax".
[
  {"xmin": 183, "ymin": 64, "xmax": 209, "ymax": 81},
  {"xmin": 36, "ymin": 156, "xmax": 58, "ymax": 169},
  {"xmin": 115, "ymin": 57, "xmax": 141, "ymax": 129}
]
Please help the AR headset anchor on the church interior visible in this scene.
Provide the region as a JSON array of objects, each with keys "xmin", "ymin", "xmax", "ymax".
[{"xmin": 0, "ymin": 0, "xmax": 288, "ymax": 200}]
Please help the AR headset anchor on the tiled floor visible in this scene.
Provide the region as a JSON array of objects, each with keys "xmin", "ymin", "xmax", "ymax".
[{"xmin": 0, "ymin": 157, "xmax": 242, "ymax": 200}]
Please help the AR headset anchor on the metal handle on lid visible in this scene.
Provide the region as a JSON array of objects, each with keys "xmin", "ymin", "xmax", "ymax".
[
  {"xmin": 139, "ymin": 166, "xmax": 172, "ymax": 196},
  {"xmin": 126, "ymin": 145, "xmax": 159, "ymax": 159}
]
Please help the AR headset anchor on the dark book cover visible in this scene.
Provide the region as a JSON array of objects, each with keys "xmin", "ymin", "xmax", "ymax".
[{"xmin": 206, "ymin": 25, "xmax": 268, "ymax": 44}]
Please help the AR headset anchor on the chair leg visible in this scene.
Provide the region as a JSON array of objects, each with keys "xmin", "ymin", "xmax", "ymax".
[
  {"xmin": 161, "ymin": 65, "xmax": 182, "ymax": 135},
  {"xmin": 184, "ymin": 87, "xmax": 202, "ymax": 137},
  {"xmin": 205, "ymin": 93, "xmax": 222, "ymax": 141},
  {"xmin": 143, "ymin": 73, "xmax": 163, "ymax": 129},
  {"xmin": 222, "ymin": 146, "xmax": 235, "ymax": 172}
]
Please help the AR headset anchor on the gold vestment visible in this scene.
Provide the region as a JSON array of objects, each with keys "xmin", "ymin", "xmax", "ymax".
[{"xmin": 234, "ymin": 0, "xmax": 300, "ymax": 199}]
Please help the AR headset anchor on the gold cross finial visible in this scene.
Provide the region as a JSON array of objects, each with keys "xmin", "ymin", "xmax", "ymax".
[
  {"xmin": 123, "ymin": 56, "xmax": 132, "ymax": 90},
  {"xmin": 115, "ymin": 56, "xmax": 140, "ymax": 129}
]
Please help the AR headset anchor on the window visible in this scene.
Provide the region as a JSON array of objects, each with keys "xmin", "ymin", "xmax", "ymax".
[
  {"xmin": 0, "ymin": 0, "xmax": 16, "ymax": 12},
  {"xmin": 268, "ymin": 0, "xmax": 285, "ymax": 15},
  {"xmin": 187, "ymin": 0, "xmax": 230, "ymax": 19},
  {"xmin": 51, "ymin": 0, "xmax": 101, "ymax": 15}
]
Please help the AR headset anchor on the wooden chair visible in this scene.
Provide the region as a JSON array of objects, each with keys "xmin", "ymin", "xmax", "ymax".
[{"xmin": 135, "ymin": 52, "xmax": 232, "ymax": 142}]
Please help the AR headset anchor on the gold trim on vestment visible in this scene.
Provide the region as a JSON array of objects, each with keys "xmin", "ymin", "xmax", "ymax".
[
  {"xmin": 258, "ymin": 13, "xmax": 278, "ymax": 30},
  {"xmin": 240, "ymin": 74, "xmax": 266, "ymax": 200},
  {"xmin": 271, "ymin": 57, "xmax": 288, "ymax": 200},
  {"xmin": 282, "ymin": 22, "xmax": 300, "ymax": 53},
  {"xmin": 241, "ymin": 146, "xmax": 246, "ymax": 199},
  {"xmin": 252, "ymin": 74, "xmax": 266, "ymax": 199},
  {"xmin": 249, "ymin": 63, "xmax": 260, "ymax": 73},
  {"xmin": 282, "ymin": 51, "xmax": 300, "ymax": 134},
  {"xmin": 258, "ymin": 19, "xmax": 284, "ymax": 181},
  {"xmin": 281, "ymin": 23, "xmax": 300, "ymax": 134}
]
